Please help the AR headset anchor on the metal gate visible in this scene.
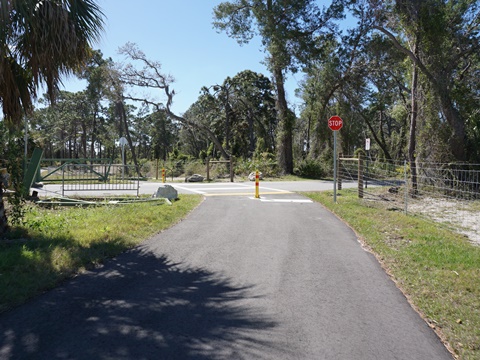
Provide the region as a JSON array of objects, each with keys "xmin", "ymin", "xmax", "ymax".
[{"xmin": 60, "ymin": 163, "xmax": 140, "ymax": 196}]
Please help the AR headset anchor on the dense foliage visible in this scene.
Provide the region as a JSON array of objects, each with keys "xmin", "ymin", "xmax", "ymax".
[
  {"xmin": 1, "ymin": 1, "xmax": 479, "ymax": 230},
  {"xmin": 4, "ymin": 0, "xmax": 476, "ymax": 170}
]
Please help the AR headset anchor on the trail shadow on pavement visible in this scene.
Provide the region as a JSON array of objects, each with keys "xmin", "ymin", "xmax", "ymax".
[{"xmin": 0, "ymin": 248, "xmax": 287, "ymax": 360}]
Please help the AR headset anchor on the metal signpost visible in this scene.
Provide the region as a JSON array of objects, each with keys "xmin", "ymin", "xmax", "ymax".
[{"xmin": 328, "ymin": 116, "xmax": 343, "ymax": 203}]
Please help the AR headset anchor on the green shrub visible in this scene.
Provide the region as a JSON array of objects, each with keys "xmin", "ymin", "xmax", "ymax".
[
  {"xmin": 184, "ymin": 160, "xmax": 206, "ymax": 177},
  {"xmin": 234, "ymin": 157, "xmax": 279, "ymax": 178},
  {"xmin": 294, "ymin": 158, "xmax": 326, "ymax": 179}
]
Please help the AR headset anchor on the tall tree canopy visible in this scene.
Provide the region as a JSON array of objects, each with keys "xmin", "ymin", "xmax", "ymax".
[
  {"xmin": 369, "ymin": 0, "xmax": 480, "ymax": 161},
  {"xmin": 296, "ymin": 0, "xmax": 479, "ymax": 166},
  {"xmin": 213, "ymin": 0, "xmax": 346, "ymax": 174},
  {"xmin": 199, "ymin": 70, "xmax": 277, "ymax": 159}
]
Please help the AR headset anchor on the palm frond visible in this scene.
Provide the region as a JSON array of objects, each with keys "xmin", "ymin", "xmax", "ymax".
[{"xmin": 0, "ymin": 0, "xmax": 105, "ymax": 125}]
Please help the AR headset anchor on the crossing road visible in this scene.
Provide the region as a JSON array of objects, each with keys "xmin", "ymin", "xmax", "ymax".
[
  {"xmin": 35, "ymin": 179, "xmax": 359, "ymax": 198},
  {"xmin": 173, "ymin": 182, "xmax": 292, "ymax": 196}
]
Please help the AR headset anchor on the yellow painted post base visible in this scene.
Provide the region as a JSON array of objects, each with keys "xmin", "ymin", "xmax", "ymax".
[{"xmin": 255, "ymin": 170, "xmax": 260, "ymax": 198}]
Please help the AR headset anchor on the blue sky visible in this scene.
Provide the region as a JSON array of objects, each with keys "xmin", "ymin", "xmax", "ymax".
[{"xmin": 61, "ymin": 0, "xmax": 303, "ymax": 114}]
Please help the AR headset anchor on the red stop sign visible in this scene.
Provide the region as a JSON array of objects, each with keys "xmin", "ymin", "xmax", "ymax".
[{"xmin": 328, "ymin": 116, "xmax": 343, "ymax": 131}]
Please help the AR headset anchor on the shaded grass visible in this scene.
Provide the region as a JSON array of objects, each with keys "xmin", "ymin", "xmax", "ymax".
[
  {"xmin": 303, "ymin": 189, "xmax": 480, "ymax": 360},
  {"xmin": 0, "ymin": 195, "xmax": 202, "ymax": 313}
]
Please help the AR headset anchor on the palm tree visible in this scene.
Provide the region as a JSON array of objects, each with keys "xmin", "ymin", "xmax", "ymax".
[{"xmin": 0, "ymin": 0, "xmax": 104, "ymax": 235}]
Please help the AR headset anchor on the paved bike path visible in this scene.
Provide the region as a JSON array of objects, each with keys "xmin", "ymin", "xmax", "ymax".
[{"xmin": 0, "ymin": 195, "xmax": 452, "ymax": 359}]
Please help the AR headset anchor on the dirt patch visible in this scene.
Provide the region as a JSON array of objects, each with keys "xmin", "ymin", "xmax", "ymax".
[
  {"xmin": 363, "ymin": 188, "xmax": 479, "ymax": 246},
  {"xmin": 408, "ymin": 197, "xmax": 480, "ymax": 246}
]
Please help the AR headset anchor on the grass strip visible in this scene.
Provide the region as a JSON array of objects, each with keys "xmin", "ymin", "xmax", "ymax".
[
  {"xmin": 303, "ymin": 189, "xmax": 480, "ymax": 360},
  {"xmin": 0, "ymin": 194, "xmax": 202, "ymax": 313}
]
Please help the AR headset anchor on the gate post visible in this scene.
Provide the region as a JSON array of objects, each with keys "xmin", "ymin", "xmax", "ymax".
[
  {"xmin": 358, "ymin": 152, "xmax": 364, "ymax": 198},
  {"xmin": 337, "ymin": 153, "xmax": 342, "ymax": 190}
]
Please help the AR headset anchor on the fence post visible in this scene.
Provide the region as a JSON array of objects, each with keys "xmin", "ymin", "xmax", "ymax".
[
  {"xmin": 358, "ymin": 153, "xmax": 364, "ymax": 198},
  {"xmin": 156, "ymin": 159, "xmax": 159, "ymax": 180},
  {"xmin": 338, "ymin": 153, "xmax": 342, "ymax": 190},
  {"xmin": 62, "ymin": 166, "xmax": 65, "ymax": 197},
  {"xmin": 230, "ymin": 156, "xmax": 234, "ymax": 183},
  {"xmin": 206, "ymin": 157, "xmax": 210, "ymax": 181}
]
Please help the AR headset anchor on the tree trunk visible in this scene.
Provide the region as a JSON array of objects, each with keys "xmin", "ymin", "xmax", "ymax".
[
  {"xmin": 81, "ymin": 122, "xmax": 88, "ymax": 158},
  {"xmin": 90, "ymin": 111, "xmax": 97, "ymax": 160},
  {"xmin": 0, "ymin": 186, "xmax": 8, "ymax": 236},
  {"xmin": 306, "ymin": 114, "xmax": 311, "ymax": 155},
  {"xmin": 248, "ymin": 111, "xmax": 255, "ymax": 157},
  {"xmin": 409, "ymin": 40, "xmax": 419, "ymax": 196},
  {"xmin": 116, "ymin": 101, "xmax": 143, "ymax": 177},
  {"xmin": 438, "ymin": 91, "xmax": 466, "ymax": 161},
  {"xmin": 224, "ymin": 95, "xmax": 232, "ymax": 153},
  {"xmin": 273, "ymin": 66, "xmax": 294, "ymax": 174}
]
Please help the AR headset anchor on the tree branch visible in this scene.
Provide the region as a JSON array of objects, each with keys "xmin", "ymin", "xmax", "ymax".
[{"xmin": 372, "ymin": 25, "xmax": 438, "ymax": 88}]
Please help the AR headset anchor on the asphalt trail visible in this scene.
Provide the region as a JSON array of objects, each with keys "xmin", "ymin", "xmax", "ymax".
[{"xmin": 0, "ymin": 195, "xmax": 452, "ymax": 359}]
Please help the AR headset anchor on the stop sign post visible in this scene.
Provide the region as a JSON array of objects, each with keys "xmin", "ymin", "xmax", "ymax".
[{"xmin": 329, "ymin": 116, "xmax": 343, "ymax": 203}]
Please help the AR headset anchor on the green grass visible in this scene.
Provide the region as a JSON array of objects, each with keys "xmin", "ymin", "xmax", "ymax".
[
  {"xmin": 303, "ymin": 189, "xmax": 480, "ymax": 360},
  {"xmin": 0, "ymin": 194, "xmax": 202, "ymax": 313}
]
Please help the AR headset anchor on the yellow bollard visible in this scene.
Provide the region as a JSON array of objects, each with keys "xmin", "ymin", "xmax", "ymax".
[
  {"xmin": 255, "ymin": 170, "xmax": 260, "ymax": 199},
  {"xmin": 162, "ymin": 168, "xmax": 166, "ymax": 183}
]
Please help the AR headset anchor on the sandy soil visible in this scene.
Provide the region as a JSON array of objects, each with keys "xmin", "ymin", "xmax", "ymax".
[{"xmin": 407, "ymin": 197, "xmax": 479, "ymax": 246}]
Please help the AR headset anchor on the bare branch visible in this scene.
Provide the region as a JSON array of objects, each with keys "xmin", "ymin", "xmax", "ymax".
[{"xmin": 118, "ymin": 42, "xmax": 230, "ymax": 159}]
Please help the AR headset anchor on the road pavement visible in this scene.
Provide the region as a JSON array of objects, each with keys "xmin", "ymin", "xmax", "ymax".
[
  {"xmin": 33, "ymin": 179, "xmax": 358, "ymax": 198},
  {"xmin": 0, "ymin": 192, "xmax": 452, "ymax": 359}
]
